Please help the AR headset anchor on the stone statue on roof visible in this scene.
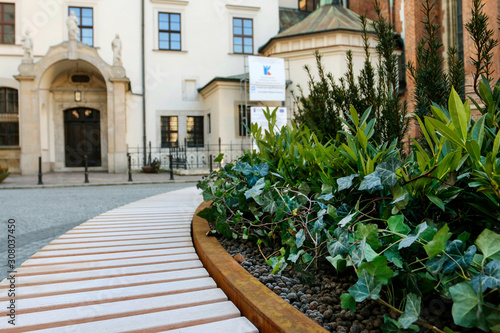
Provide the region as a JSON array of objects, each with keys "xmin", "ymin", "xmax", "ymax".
[
  {"xmin": 21, "ymin": 31, "xmax": 33, "ymax": 63},
  {"xmin": 67, "ymin": 11, "xmax": 79, "ymax": 40},
  {"xmin": 112, "ymin": 34, "xmax": 122, "ymax": 65}
]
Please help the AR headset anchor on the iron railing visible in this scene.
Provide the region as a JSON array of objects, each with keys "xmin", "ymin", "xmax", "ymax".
[{"xmin": 128, "ymin": 140, "xmax": 253, "ymax": 171}]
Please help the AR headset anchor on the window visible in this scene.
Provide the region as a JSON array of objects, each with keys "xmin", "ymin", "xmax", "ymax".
[
  {"xmin": 239, "ymin": 105, "xmax": 251, "ymax": 136},
  {"xmin": 0, "ymin": 88, "xmax": 19, "ymax": 146},
  {"xmin": 159, "ymin": 12, "xmax": 181, "ymax": 50},
  {"xmin": 207, "ymin": 114, "xmax": 211, "ymax": 134},
  {"xmin": 187, "ymin": 116, "xmax": 203, "ymax": 147},
  {"xmin": 233, "ymin": 18, "xmax": 253, "ymax": 54},
  {"xmin": 298, "ymin": 0, "xmax": 319, "ymax": 12},
  {"xmin": 161, "ymin": 116, "xmax": 178, "ymax": 148},
  {"xmin": 68, "ymin": 7, "xmax": 93, "ymax": 46},
  {"xmin": 0, "ymin": 3, "xmax": 15, "ymax": 44}
]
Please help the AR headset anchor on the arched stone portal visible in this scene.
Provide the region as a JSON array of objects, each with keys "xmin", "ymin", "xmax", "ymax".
[{"xmin": 15, "ymin": 39, "xmax": 129, "ymax": 175}]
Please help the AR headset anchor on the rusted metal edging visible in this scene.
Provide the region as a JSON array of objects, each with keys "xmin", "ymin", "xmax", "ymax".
[{"xmin": 192, "ymin": 201, "xmax": 328, "ymax": 333}]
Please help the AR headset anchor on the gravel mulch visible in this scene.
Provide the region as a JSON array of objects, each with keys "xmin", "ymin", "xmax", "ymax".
[{"xmin": 217, "ymin": 236, "xmax": 471, "ymax": 333}]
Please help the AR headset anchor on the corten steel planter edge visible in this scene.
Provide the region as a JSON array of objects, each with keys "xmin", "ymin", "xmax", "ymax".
[{"xmin": 192, "ymin": 201, "xmax": 329, "ymax": 333}]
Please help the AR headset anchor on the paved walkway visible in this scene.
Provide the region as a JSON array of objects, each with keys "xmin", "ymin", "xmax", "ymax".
[
  {"xmin": 0, "ymin": 171, "xmax": 203, "ymax": 189},
  {"xmin": 0, "ymin": 187, "xmax": 258, "ymax": 332}
]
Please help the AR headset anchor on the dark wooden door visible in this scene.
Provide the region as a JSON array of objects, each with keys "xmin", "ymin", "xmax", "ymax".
[{"xmin": 64, "ymin": 108, "xmax": 101, "ymax": 167}]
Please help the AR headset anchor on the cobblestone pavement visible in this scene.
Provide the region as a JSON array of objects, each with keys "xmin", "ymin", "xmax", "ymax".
[{"xmin": 0, "ymin": 182, "xmax": 199, "ymax": 281}]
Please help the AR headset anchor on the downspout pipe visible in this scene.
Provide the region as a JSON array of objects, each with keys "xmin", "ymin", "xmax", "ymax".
[{"xmin": 141, "ymin": 0, "xmax": 147, "ymax": 166}]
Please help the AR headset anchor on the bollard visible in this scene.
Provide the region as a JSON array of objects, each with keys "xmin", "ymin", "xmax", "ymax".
[
  {"xmin": 209, "ymin": 154, "xmax": 213, "ymax": 174},
  {"xmin": 84, "ymin": 155, "xmax": 89, "ymax": 183},
  {"xmin": 169, "ymin": 155, "xmax": 174, "ymax": 180},
  {"xmin": 37, "ymin": 156, "xmax": 43, "ymax": 185},
  {"xmin": 127, "ymin": 153, "xmax": 133, "ymax": 182}
]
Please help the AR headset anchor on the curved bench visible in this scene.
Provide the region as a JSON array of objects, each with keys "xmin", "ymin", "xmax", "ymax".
[{"xmin": 0, "ymin": 187, "xmax": 257, "ymax": 333}]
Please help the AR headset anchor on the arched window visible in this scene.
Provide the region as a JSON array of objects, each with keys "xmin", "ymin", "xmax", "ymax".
[{"xmin": 0, "ymin": 88, "xmax": 19, "ymax": 146}]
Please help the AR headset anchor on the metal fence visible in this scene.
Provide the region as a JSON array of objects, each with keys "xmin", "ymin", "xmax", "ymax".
[{"xmin": 127, "ymin": 141, "xmax": 253, "ymax": 171}]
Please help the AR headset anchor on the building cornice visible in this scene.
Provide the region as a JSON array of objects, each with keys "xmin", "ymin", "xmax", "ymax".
[
  {"xmin": 226, "ymin": 4, "xmax": 260, "ymax": 12},
  {"xmin": 150, "ymin": 0, "xmax": 189, "ymax": 6}
]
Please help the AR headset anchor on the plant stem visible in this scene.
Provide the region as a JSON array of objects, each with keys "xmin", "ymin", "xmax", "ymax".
[{"xmin": 376, "ymin": 298, "xmax": 446, "ymax": 333}]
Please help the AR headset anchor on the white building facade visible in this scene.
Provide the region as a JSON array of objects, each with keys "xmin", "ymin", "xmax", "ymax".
[{"xmin": 0, "ymin": 0, "xmax": 374, "ymax": 174}]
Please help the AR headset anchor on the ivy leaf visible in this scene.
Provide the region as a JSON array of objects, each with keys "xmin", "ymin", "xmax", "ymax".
[
  {"xmin": 359, "ymin": 171, "xmax": 384, "ymax": 193},
  {"xmin": 337, "ymin": 203, "xmax": 351, "ymax": 217},
  {"xmin": 263, "ymin": 200, "xmax": 278, "ymax": 214},
  {"xmin": 337, "ymin": 174, "xmax": 360, "ymax": 191},
  {"xmin": 450, "ymin": 282, "xmax": 489, "ymax": 331},
  {"xmin": 339, "ymin": 212, "xmax": 356, "ymax": 227},
  {"xmin": 382, "ymin": 316, "xmax": 419, "ymax": 333},
  {"xmin": 398, "ymin": 222, "xmax": 428, "ymax": 250},
  {"xmin": 244, "ymin": 177, "xmax": 266, "ymax": 199},
  {"xmin": 442, "ymin": 241, "xmax": 476, "ymax": 275},
  {"xmin": 471, "ymin": 261, "xmax": 500, "ymax": 292},
  {"xmin": 326, "ymin": 255, "xmax": 345, "ymax": 270},
  {"xmin": 376, "ymin": 160, "xmax": 400, "ymax": 186},
  {"xmin": 213, "ymin": 153, "xmax": 224, "ymax": 163},
  {"xmin": 351, "ymin": 238, "xmax": 367, "ymax": 267},
  {"xmin": 348, "ymin": 269, "xmax": 383, "ymax": 302},
  {"xmin": 253, "ymin": 163, "xmax": 269, "ymax": 177},
  {"xmin": 424, "ymin": 224, "xmax": 452, "ymax": 259},
  {"xmin": 340, "ymin": 293, "xmax": 357, "ymax": 312},
  {"xmin": 296, "ymin": 229, "xmax": 306, "ymax": 248},
  {"xmin": 358, "ymin": 256, "xmax": 394, "ymax": 285},
  {"xmin": 233, "ymin": 162, "xmax": 252, "ymax": 176},
  {"xmin": 364, "ymin": 243, "xmax": 379, "ymax": 262},
  {"xmin": 318, "ymin": 193, "xmax": 334, "ymax": 201},
  {"xmin": 384, "ymin": 247, "xmax": 404, "ymax": 268},
  {"xmin": 398, "ymin": 293, "xmax": 421, "ymax": 329},
  {"xmin": 202, "ymin": 187, "xmax": 217, "ymax": 202},
  {"xmin": 327, "ymin": 228, "xmax": 350, "ymax": 257},
  {"xmin": 475, "ymin": 228, "xmax": 500, "ymax": 261},
  {"xmin": 355, "ymin": 223, "xmax": 382, "ymax": 250},
  {"xmin": 427, "ymin": 194, "xmax": 446, "ymax": 212},
  {"xmin": 388, "ymin": 215, "xmax": 411, "ymax": 235},
  {"xmin": 288, "ymin": 249, "xmax": 305, "ymax": 263},
  {"xmin": 216, "ymin": 221, "xmax": 233, "ymax": 239}
]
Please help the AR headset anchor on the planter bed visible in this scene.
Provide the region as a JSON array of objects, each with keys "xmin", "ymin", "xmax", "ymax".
[{"xmin": 193, "ymin": 202, "xmax": 474, "ymax": 333}]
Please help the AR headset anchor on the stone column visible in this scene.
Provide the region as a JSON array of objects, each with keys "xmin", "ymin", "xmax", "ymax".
[
  {"xmin": 108, "ymin": 77, "xmax": 129, "ymax": 173},
  {"xmin": 15, "ymin": 74, "xmax": 39, "ymax": 175}
]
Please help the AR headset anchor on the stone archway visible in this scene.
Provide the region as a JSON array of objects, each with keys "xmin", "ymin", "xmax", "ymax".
[{"xmin": 15, "ymin": 40, "xmax": 129, "ymax": 175}]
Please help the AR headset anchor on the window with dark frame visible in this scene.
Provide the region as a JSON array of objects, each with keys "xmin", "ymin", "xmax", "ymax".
[
  {"xmin": 233, "ymin": 18, "xmax": 253, "ymax": 54},
  {"xmin": 0, "ymin": 3, "xmax": 15, "ymax": 44},
  {"xmin": 239, "ymin": 105, "xmax": 251, "ymax": 137},
  {"xmin": 68, "ymin": 7, "xmax": 94, "ymax": 46},
  {"xmin": 0, "ymin": 88, "xmax": 19, "ymax": 146},
  {"xmin": 186, "ymin": 116, "xmax": 204, "ymax": 147},
  {"xmin": 298, "ymin": 0, "xmax": 319, "ymax": 12},
  {"xmin": 207, "ymin": 114, "xmax": 211, "ymax": 134},
  {"xmin": 159, "ymin": 12, "xmax": 181, "ymax": 51},
  {"xmin": 161, "ymin": 116, "xmax": 179, "ymax": 148}
]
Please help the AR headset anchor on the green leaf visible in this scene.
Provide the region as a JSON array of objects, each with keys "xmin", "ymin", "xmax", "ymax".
[
  {"xmin": 288, "ymin": 249, "xmax": 304, "ymax": 263},
  {"xmin": 424, "ymin": 224, "xmax": 452, "ymax": 259},
  {"xmin": 355, "ymin": 223, "xmax": 382, "ymax": 250},
  {"xmin": 382, "ymin": 316, "xmax": 419, "ymax": 333},
  {"xmin": 427, "ymin": 117, "xmax": 466, "ymax": 149},
  {"xmin": 471, "ymin": 260, "xmax": 500, "ymax": 292},
  {"xmin": 298, "ymin": 181, "xmax": 311, "ymax": 195},
  {"xmin": 234, "ymin": 162, "xmax": 252, "ymax": 176},
  {"xmin": 427, "ymin": 194, "xmax": 445, "ymax": 212},
  {"xmin": 244, "ymin": 177, "xmax": 266, "ymax": 199},
  {"xmin": 388, "ymin": 215, "xmax": 411, "ymax": 235},
  {"xmin": 448, "ymin": 87, "xmax": 468, "ymax": 141},
  {"xmin": 364, "ymin": 243, "xmax": 379, "ymax": 262},
  {"xmin": 398, "ymin": 222, "xmax": 427, "ymax": 250},
  {"xmin": 328, "ymin": 228, "xmax": 350, "ymax": 256},
  {"xmin": 350, "ymin": 104, "xmax": 359, "ymax": 128},
  {"xmin": 296, "ymin": 229, "xmax": 306, "ymax": 248},
  {"xmin": 338, "ymin": 212, "xmax": 356, "ymax": 227},
  {"xmin": 358, "ymin": 256, "xmax": 394, "ymax": 285},
  {"xmin": 348, "ymin": 269, "xmax": 383, "ymax": 302},
  {"xmin": 376, "ymin": 159, "xmax": 401, "ymax": 186},
  {"xmin": 337, "ymin": 174, "xmax": 360, "ymax": 191},
  {"xmin": 358, "ymin": 171, "xmax": 383, "ymax": 193},
  {"xmin": 216, "ymin": 221, "xmax": 233, "ymax": 239},
  {"xmin": 214, "ymin": 153, "xmax": 224, "ymax": 163},
  {"xmin": 384, "ymin": 247, "xmax": 404, "ymax": 268},
  {"xmin": 476, "ymin": 228, "xmax": 500, "ymax": 260},
  {"xmin": 466, "ymin": 139, "xmax": 481, "ymax": 162},
  {"xmin": 326, "ymin": 255, "xmax": 345, "ymax": 270},
  {"xmin": 398, "ymin": 293, "xmax": 421, "ymax": 329},
  {"xmin": 340, "ymin": 293, "xmax": 357, "ymax": 312},
  {"xmin": 450, "ymin": 282, "xmax": 489, "ymax": 331},
  {"xmin": 442, "ymin": 241, "xmax": 477, "ymax": 275}
]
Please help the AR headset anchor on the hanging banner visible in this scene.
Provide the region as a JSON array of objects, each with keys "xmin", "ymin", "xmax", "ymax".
[
  {"xmin": 251, "ymin": 107, "xmax": 287, "ymax": 133},
  {"xmin": 248, "ymin": 56, "xmax": 286, "ymax": 101}
]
